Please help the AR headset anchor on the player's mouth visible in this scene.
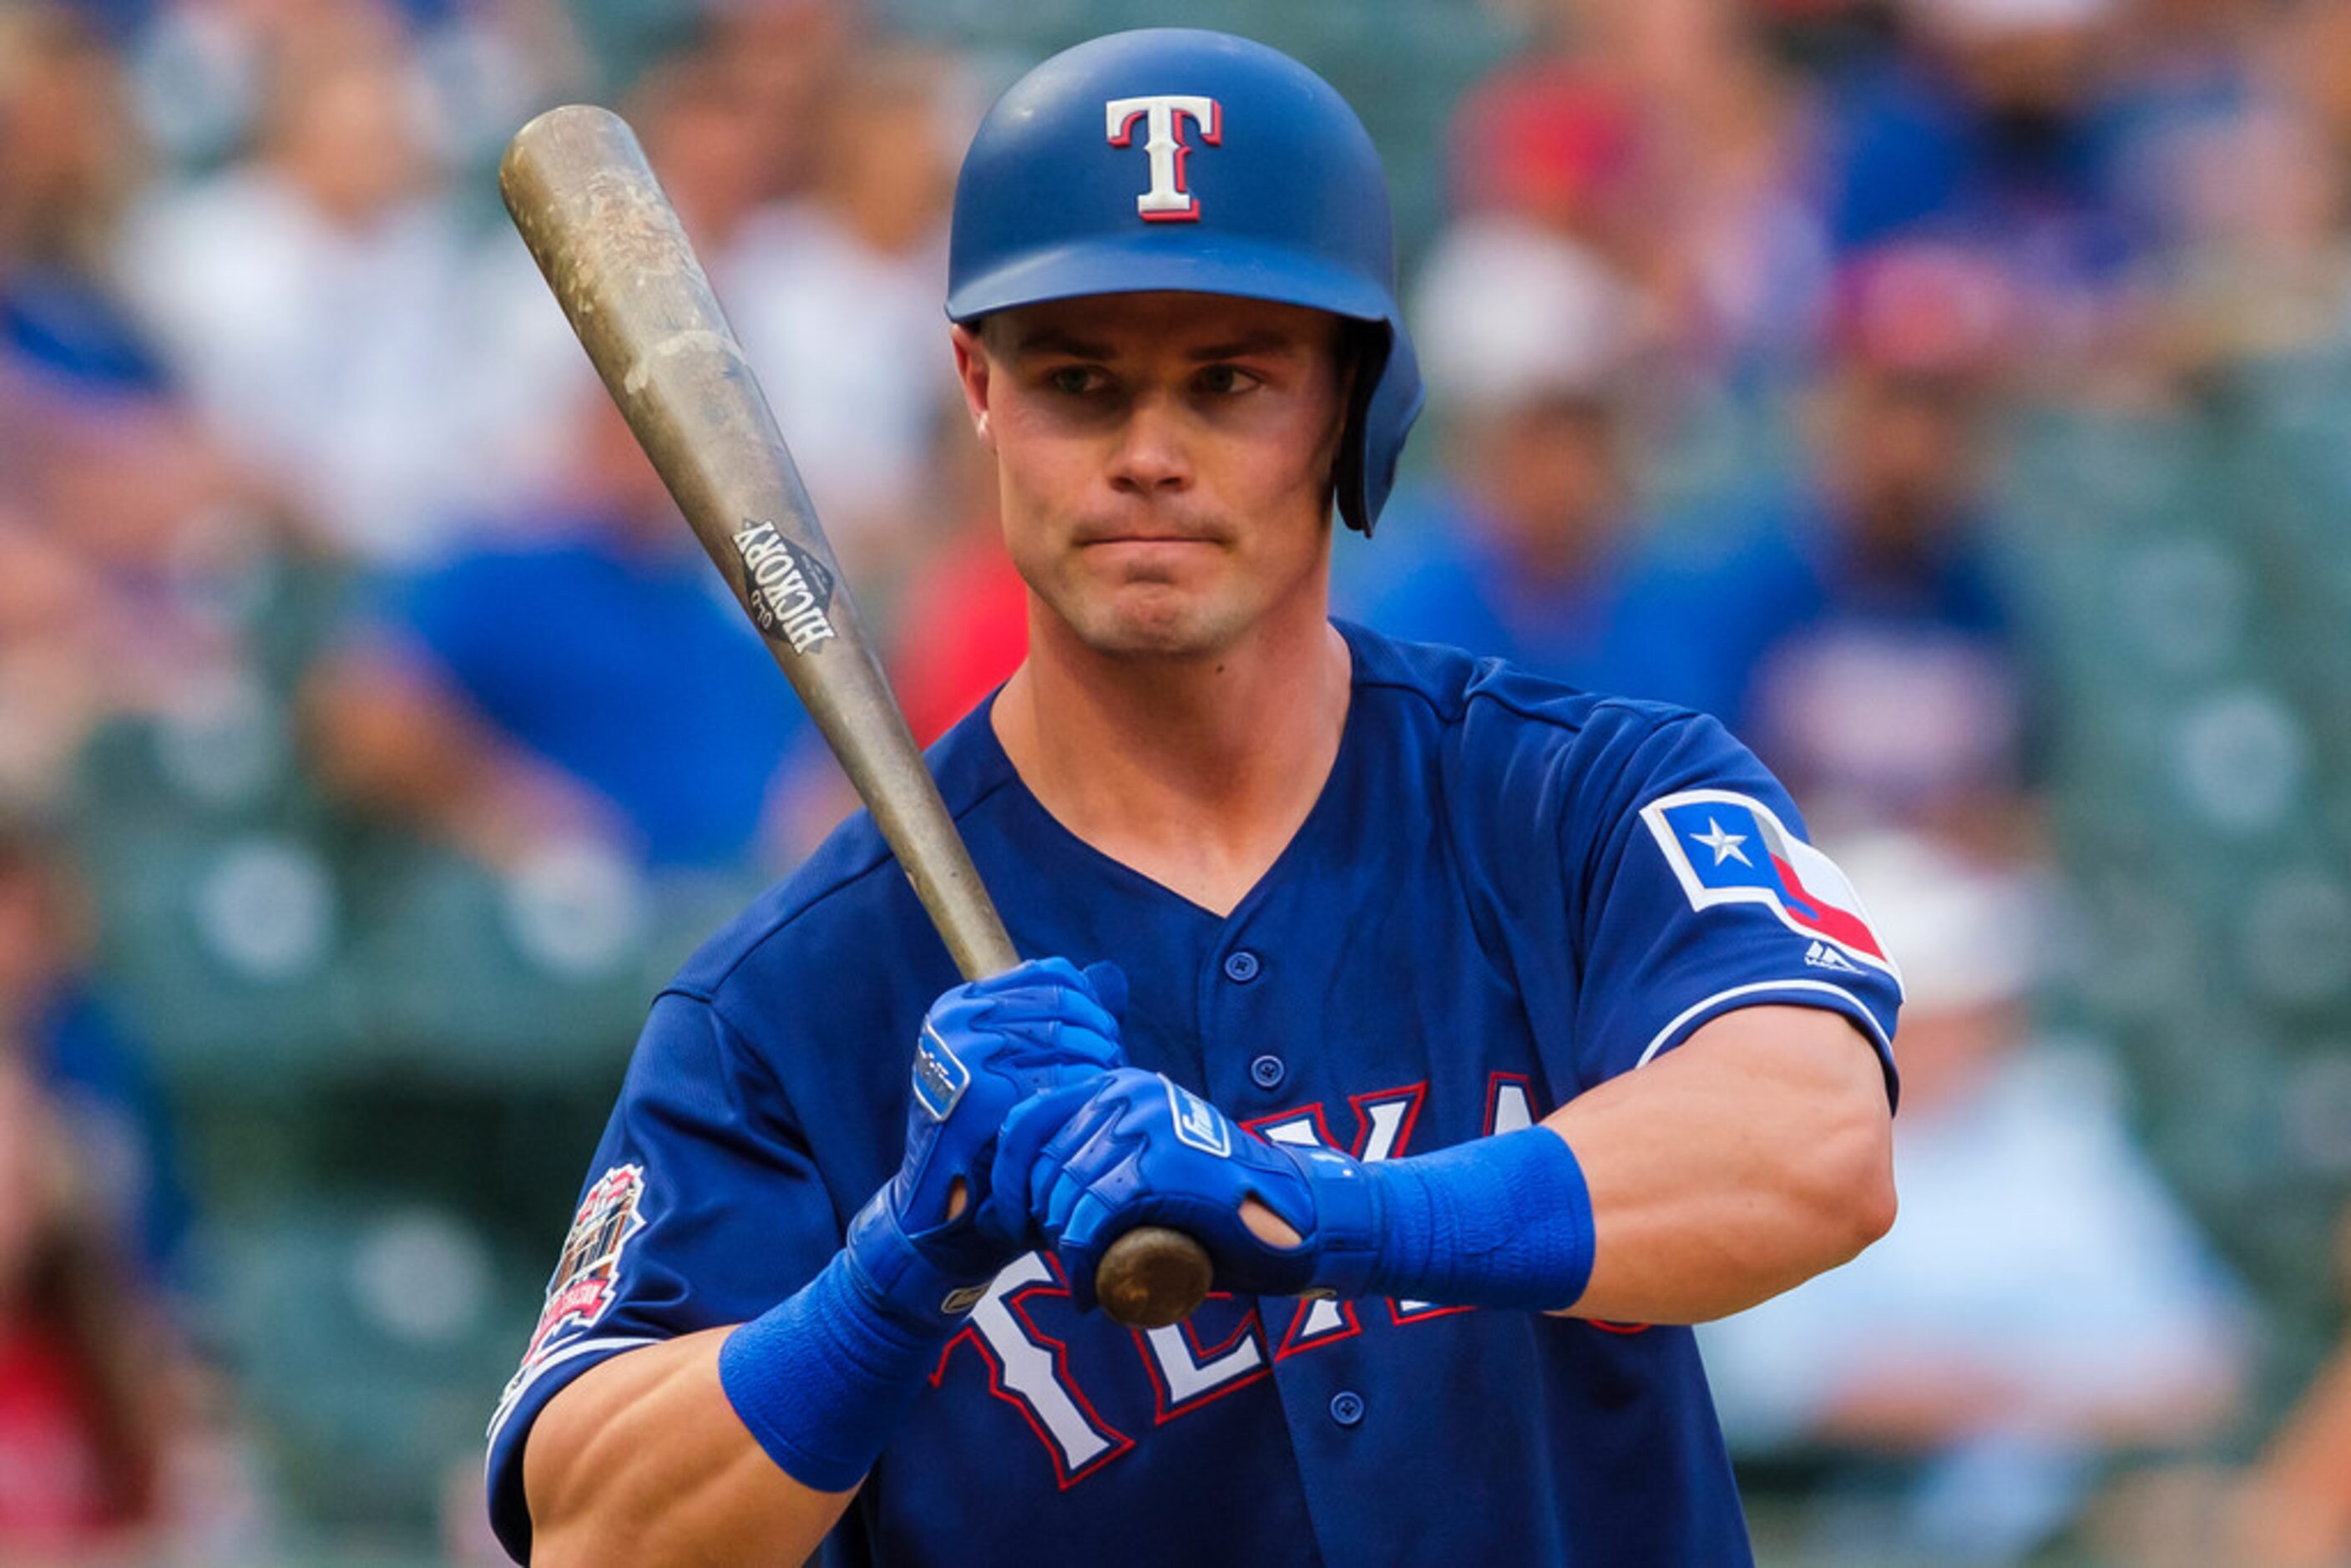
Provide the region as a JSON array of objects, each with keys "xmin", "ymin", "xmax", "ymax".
[
  {"xmin": 1072, "ymin": 518, "xmax": 1228, "ymax": 549},
  {"xmin": 1082, "ymin": 535, "xmax": 1220, "ymax": 550}
]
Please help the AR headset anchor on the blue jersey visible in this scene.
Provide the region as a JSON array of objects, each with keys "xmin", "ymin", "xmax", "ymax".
[{"xmin": 488, "ymin": 623, "xmax": 1901, "ymax": 1565}]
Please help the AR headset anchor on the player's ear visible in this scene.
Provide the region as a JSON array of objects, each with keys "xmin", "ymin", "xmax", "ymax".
[{"xmin": 950, "ymin": 321, "xmax": 996, "ymax": 450}]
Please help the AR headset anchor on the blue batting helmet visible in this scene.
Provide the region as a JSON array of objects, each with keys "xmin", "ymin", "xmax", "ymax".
[{"xmin": 946, "ymin": 28, "xmax": 1424, "ymax": 535}]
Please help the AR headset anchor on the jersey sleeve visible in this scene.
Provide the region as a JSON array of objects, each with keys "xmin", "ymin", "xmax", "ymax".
[
  {"xmin": 1562, "ymin": 706, "xmax": 1903, "ymax": 1095},
  {"xmin": 483, "ymin": 989, "xmax": 843, "ymax": 1562}
]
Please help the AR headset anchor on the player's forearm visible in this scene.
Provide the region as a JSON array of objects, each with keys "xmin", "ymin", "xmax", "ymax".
[
  {"xmin": 1019, "ymin": 1006, "xmax": 1890, "ymax": 1320},
  {"xmin": 525, "ymin": 1331, "xmax": 853, "ymax": 1567},
  {"xmin": 1547, "ymin": 1005, "xmax": 1895, "ymax": 1324}
]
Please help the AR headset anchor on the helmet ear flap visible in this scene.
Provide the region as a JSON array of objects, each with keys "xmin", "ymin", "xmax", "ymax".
[
  {"xmin": 1336, "ymin": 320, "xmax": 1423, "ymax": 536},
  {"xmin": 1332, "ymin": 322, "xmax": 1391, "ymax": 536}
]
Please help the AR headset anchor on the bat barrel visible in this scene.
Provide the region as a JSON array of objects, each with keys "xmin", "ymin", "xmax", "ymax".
[{"xmin": 499, "ymin": 104, "xmax": 1018, "ymax": 981}]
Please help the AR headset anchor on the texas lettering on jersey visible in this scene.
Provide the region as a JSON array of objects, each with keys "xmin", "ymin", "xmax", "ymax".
[{"xmin": 928, "ymin": 1071, "xmax": 1548, "ymax": 1488}]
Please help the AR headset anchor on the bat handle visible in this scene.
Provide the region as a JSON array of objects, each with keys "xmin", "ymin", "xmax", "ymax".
[{"xmin": 1095, "ymin": 1226, "xmax": 1214, "ymax": 1329}]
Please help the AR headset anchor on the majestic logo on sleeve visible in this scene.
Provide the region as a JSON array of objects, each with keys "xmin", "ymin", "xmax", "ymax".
[
  {"xmin": 524, "ymin": 1164, "xmax": 648, "ymax": 1363},
  {"xmin": 1105, "ymin": 95, "xmax": 1221, "ymax": 221},
  {"xmin": 1641, "ymin": 790, "xmax": 1896, "ymax": 977},
  {"xmin": 730, "ymin": 520, "xmax": 837, "ymax": 654}
]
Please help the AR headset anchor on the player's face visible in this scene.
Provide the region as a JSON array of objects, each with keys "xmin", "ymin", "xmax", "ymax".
[{"xmin": 953, "ymin": 292, "xmax": 1350, "ymax": 661}]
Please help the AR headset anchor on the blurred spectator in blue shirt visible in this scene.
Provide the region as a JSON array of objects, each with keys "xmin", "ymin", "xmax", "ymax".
[
  {"xmin": 1653, "ymin": 243, "xmax": 2033, "ymax": 843},
  {"xmin": 0, "ymin": 1, "xmax": 284, "ymax": 815},
  {"xmin": 1821, "ymin": 0, "xmax": 2132, "ymax": 268},
  {"xmin": 0, "ymin": 825, "xmax": 192, "ymax": 1297},
  {"xmin": 1340, "ymin": 217, "xmax": 1693, "ymax": 696},
  {"xmin": 301, "ymin": 389, "xmax": 812, "ymax": 874},
  {"xmin": 0, "ymin": 0, "xmax": 168, "ymax": 400},
  {"xmin": 2111, "ymin": 1, "xmax": 2351, "ymax": 384}
]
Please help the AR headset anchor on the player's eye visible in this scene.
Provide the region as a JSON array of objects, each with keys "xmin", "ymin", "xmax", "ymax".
[
  {"xmin": 1195, "ymin": 364, "xmax": 1262, "ymax": 397},
  {"xmin": 1044, "ymin": 365, "xmax": 1108, "ymax": 397}
]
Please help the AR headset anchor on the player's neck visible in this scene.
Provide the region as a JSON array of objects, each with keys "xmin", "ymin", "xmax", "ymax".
[{"xmin": 994, "ymin": 611, "xmax": 1351, "ymax": 918}]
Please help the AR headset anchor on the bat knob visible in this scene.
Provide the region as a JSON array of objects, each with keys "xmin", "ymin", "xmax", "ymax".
[{"xmin": 1095, "ymin": 1227, "xmax": 1214, "ymax": 1329}]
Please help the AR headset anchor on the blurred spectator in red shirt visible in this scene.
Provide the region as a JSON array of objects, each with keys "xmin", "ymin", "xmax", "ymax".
[
  {"xmin": 1449, "ymin": 0, "xmax": 1837, "ymax": 382},
  {"xmin": 1448, "ymin": 49, "xmax": 1640, "ymax": 249},
  {"xmin": 0, "ymin": 821, "xmax": 228, "ymax": 1555},
  {"xmin": 0, "ymin": 825, "xmax": 265, "ymax": 1558},
  {"xmin": 888, "ymin": 440, "xmax": 1028, "ymax": 751},
  {"xmin": 0, "ymin": 1046, "xmax": 164, "ymax": 1550}
]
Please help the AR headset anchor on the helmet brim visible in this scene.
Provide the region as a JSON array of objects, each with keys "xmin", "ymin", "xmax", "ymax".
[{"xmin": 945, "ymin": 233, "xmax": 1398, "ymax": 331}]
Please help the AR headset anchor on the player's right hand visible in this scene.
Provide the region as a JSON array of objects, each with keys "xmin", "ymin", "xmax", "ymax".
[
  {"xmin": 984, "ymin": 1066, "xmax": 1383, "ymax": 1313},
  {"xmin": 847, "ymin": 958, "xmax": 1128, "ymax": 1324}
]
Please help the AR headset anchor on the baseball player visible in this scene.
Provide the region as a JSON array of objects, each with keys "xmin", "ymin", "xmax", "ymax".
[{"xmin": 488, "ymin": 29, "xmax": 1901, "ymax": 1565}]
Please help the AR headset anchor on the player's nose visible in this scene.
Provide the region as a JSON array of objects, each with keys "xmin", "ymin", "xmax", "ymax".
[{"xmin": 1106, "ymin": 389, "xmax": 1192, "ymax": 496}]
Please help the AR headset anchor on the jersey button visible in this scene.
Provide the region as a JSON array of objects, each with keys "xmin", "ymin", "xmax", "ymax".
[
  {"xmin": 1328, "ymin": 1390, "xmax": 1366, "ymax": 1428},
  {"xmin": 1222, "ymin": 949, "xmax": 1261, "ymax": 984},
  {"xmin": 1249, "ymin": 1054, "xmax": 1286, "ymax": 1090}
]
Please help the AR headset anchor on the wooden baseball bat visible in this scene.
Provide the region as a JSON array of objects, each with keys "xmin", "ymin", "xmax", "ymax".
[{"xmin": 498, "ymin": 105, "xmax": 1210, "ymax": 1332}]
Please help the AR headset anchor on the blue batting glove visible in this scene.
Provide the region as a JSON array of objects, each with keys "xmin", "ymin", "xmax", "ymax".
[
  {"xmin": 994, "ymin": 1066, "xmax": 1382, "ymax": 1311},
  {"xmin": 721, "ymin": 957, "xmax": 1131, "ymax": 1492},
  {"xmin": 997, "ymin": 1067, "xmax": 1598, "ymax": 1317},
  {"xmin": 860, "ymin": 958, "xmax": 1128, "ymax": 1323}
]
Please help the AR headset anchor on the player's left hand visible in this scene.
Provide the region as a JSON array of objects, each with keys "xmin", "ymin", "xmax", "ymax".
[
  {"xmin": 988, "ymin": 1066, "xmax": 1384, "ymax": 1311},
  {"xmin": 850, "ymin": 959, "xmax": 1131, "ymax": 1331}
]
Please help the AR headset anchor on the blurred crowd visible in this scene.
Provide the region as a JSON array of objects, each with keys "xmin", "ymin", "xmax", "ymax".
[{"xmin": 4, "ymin": 0, "xmax": 2351, "ymax": 1557}]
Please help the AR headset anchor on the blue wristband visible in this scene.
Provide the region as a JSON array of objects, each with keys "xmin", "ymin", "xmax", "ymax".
[
  {"xmin": 1350, "ymin": 1127, "xmax": 1596, "ymax": 1313},
  {"xmin": 717, "ymin": 1244, "xmax": 954, "ymax": 1494}
]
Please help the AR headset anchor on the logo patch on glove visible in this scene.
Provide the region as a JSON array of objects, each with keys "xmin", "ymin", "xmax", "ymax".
[
  {"xmin": 1166, "ymin": 1080, "xmax": 1232, "ymax": 1158},
  {"xmin": 939, "ymin": 1282, "xmax": 991, "ymax": 1315},
  {"xmin": 913, "ymin": 1024, "xmax": 972, "ymax": 1122}
]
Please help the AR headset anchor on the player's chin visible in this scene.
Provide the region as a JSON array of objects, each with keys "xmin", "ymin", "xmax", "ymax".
[{"xmin": 1066, "ymin": 589, "xmax": 1241, "ymax": 662}]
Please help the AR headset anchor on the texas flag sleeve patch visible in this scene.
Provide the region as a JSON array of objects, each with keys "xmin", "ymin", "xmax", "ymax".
[{"xmin": 1639, "ymin": 789, "xmax": 1900, "ymax": 984}]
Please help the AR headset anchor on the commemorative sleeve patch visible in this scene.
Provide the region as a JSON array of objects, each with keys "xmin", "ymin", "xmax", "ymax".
[
  {"xmin": 1638, "ymin": 790, "xmax": 1900, "ymax": 983},
  {"xmin": 523, "ymin": 1163, "xmax": 649, "ymax": 1367}
]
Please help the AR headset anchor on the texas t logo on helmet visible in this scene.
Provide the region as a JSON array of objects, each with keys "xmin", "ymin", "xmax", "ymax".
[{"xmin": 1105, "ymin": 95, "xmax": 1221, "ymax": 221}]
